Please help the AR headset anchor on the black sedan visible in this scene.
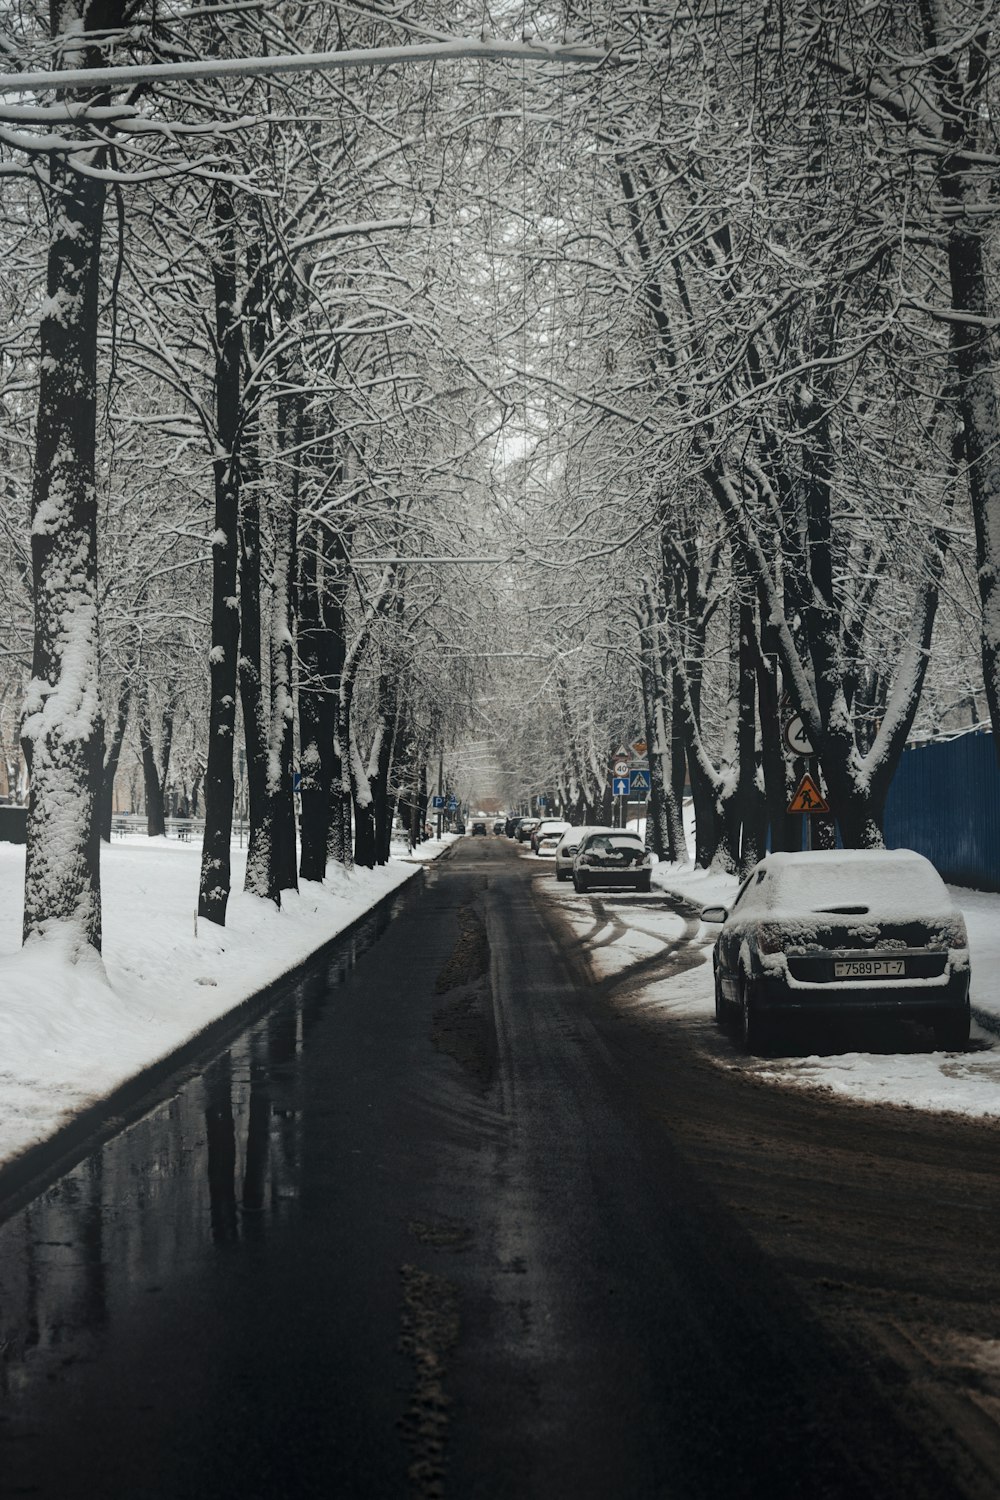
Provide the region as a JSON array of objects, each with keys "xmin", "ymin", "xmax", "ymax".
[{"xmin": 701, "ymin": 849, "xmax": 971, "ymax": 1055}]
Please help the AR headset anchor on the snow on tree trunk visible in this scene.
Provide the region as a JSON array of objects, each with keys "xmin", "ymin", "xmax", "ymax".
[
  {"xmin": 198, "ymin": 184, "xmax": 242, "ymax": 926},
  {"xmin": 239, "ymin": 240, "xmax": 279, "ymax": 907},
  {"xmin": 21, "ymin": 102, "xmax": 113, "ymax": 955}
]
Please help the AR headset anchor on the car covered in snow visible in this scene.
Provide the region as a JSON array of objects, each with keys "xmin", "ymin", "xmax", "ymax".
[
  {"xmin": 535, "ymin": 828, "xmax": 568, "ymax": 857},
  {"xmin": 700, "ymin": 848, "xmax": 971, "ymax": 1054},
  {"xmin": 531, "ymin": 817, "xmax": 571, "ymax": 853},
  {"xmin": 572, "ymin": 831, "xmax": 653, "ymax": 893},
  {"xmin": 553, "ymin": 825, "xmax": 613, "ymax": 882},
  {"xmin": 515, "ymin": 818, "xmax": 540, "ymax": 843}
]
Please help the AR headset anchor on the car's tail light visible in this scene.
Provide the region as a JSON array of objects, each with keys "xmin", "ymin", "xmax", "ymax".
[
  {"xmin": 935, "ymin": 917, "xmax": 968, "ymax": 948},
  {"xmin": 758, "ymin": 924, "xmax": 786, "ymax": 954}
]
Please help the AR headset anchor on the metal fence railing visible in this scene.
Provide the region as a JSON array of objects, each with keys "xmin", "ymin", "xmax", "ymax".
[
  {"xmin": 112, "ymin": 815, "xmax": 206, "ymax": 843},
  {"xmin": 884, "ymin": 727, "xmax": 1000, "ymax": 892}
]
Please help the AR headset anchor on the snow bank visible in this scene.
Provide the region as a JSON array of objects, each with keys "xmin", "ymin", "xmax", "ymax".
[{"xmin": 0, "ymin": 835, "xmax": 454, "ymax": 1175}]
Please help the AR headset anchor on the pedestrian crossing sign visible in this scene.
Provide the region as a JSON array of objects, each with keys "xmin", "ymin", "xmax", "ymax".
[
  {"xmin": 630, "ymin": 768, "xmax": 651, "ymax": 794},
  {"xmin": 787, "ymin": 773, "xmax": 830, "ymax": 814}
]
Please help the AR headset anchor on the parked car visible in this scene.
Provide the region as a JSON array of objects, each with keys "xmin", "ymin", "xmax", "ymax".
[
  {"xmin": 531, "ymin": 817, "xmax": 570, "ymax": 853},
  {"xmin": 493, "ymin": 820, "xmax": 505, "ymax": 834},
  {"xmin": 535, "ymin": 829, "xmax": 566, "ymax": 858},
  {"xmin": 572, "ymin": 831, "xmax": 653, "ymax": 892},
  {"xmin": 700, "ymin": 848, "xmax": 971, "ymax": 1055},
  {"xmin": 504, "ymin": 817, "xmax": 520, "ymax": 837},
  {"xmin": 470, "ymin": 820, "xmax": 487, "ymax": 836},
  {"xmin": 553, "ymin": 825, "xmax": 613, "ymax": 882},
  {"xmin": 516, "ymin": 818, "xmax": 540, "ymax": 843}
]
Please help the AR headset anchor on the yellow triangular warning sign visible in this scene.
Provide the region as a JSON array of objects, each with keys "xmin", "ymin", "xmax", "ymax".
[{"xmin": 787, "ymin": 773, "xmax": 830, "ymax": 815}]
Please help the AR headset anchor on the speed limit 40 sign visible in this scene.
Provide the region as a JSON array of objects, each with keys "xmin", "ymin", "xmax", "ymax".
[{"xmin": 783, "ymin": 714, "xmax": 814, "ymax": 756}]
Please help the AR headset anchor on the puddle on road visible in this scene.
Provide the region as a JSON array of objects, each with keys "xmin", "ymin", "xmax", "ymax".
[{"xmin": 0, "ymin": 885, "xmax": 417, "ymax": 1408}]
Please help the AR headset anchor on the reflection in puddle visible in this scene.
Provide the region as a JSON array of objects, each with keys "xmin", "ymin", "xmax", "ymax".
[{"xmin": 0, "ymin": 887, "xmax": 412, "ymax": 1411}]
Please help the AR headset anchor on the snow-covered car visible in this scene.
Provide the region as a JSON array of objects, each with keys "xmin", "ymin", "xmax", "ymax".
[
  {"xmin": 701, "ymin": 848, "xmax": 971, "ymax": 1055},
  {"xmin": 572, "ymin": 831, "xmax": 653, "ymax": 893},
  {"xmin": 553, "ymin": 825, "xmax": 613, "ymax": 882},
  {"xmin": 531, "ymin": 818, "xmax": 570, "ymax": 853},
  {"xmin": 535, "ymin": 830, "xmax": 566, "ymax": 857},
  {"xmin": 515, "ymin": 818, "xmax": 540, "ymax": 843}
]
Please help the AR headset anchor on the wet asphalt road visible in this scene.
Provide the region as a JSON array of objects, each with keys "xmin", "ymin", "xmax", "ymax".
[{"xmin": 0, "ymin": 836, "xmax": 994, "ymax": 1498}]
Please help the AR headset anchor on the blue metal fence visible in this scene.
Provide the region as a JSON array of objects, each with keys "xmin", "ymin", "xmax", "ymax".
[{"xmin": 884, "ymin": 728, "xmax": 1000, "ymax": 891}]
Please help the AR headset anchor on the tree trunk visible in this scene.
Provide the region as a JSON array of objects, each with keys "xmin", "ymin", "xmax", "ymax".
[
  {"xmin": 21, "ymin": 59, "xmax": 116, "ymax": 952},
  {"xmin": 138, "ymin": 681, "xmax": 167, "ymax": 838},
  {"xmin": 297, "ymin": 517, "xmax": 328, "ymax": 882},
  {"xmin": 100, "ymin": 672, "xmax": 133, "ymax": 843},
  {"xmin": 198, "ymin": 183, "xmax": 242, "ymax": 926},
  {"xmin": 324, "ymin": 527, "xmax": 351, "ymax": 869},
  {"xmin": 239, "ymin": 241, "xmax": 279, "ymax": 907},
  {"xmin": 270, "ymin": 388, "xmax": 300, "ymax": 894},
  {"xmin": 916, "ymin": 10, "xmax": 1000, "ymax": 756}
]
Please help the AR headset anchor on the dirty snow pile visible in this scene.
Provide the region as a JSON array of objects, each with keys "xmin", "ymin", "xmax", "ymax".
[{"xmin": 0, "ymin": 835, "xmax": 452, "ymax": 1175}]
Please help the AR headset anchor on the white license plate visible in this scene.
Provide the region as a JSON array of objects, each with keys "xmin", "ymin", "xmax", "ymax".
[{"xmin": 834, "ymin": 958, "xmax": 905, "ymax": 979}]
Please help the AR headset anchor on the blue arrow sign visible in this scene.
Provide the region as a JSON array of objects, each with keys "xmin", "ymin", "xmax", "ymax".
[
  {"xmin": 431, "ymin": 794, "xmax": 445, "ymax": 810},
  {"xmin": 613, "ymin": 774, "xmax": 631, "ymax": 797},
  {"xmin": 630, "ymin": 768, "xmax": 651, "ymax": 794}
]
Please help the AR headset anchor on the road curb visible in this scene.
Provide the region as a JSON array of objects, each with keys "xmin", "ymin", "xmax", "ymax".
[{"xmin": 0, "ymin": 849, "xmax": 449, "ymax": 1224}]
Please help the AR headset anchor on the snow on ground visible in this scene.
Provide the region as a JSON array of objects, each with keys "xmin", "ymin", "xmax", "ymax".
[{"xmin": 0, "ymin": 833, "xmax": 455, "ymax": 1176}]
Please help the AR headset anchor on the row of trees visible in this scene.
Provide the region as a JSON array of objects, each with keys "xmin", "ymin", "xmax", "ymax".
[
  {"xmin": 3, "ymin": 0, "xmax": 998, "ymax": 963},
  {"xmin": 481, "ymin": 0, "xmax": 997, "ymax": 876},
  {"xmin": 3, "ymin": 1, "xmax": 601, "ymax": 957}
]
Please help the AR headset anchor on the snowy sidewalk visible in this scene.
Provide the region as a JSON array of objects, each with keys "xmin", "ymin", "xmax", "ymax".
[{"xmin": 0, "ymin": 835, "xmax": 455, "ymax": 1178}]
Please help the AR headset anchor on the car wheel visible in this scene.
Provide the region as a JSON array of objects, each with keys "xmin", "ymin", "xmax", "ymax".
[
  {"xmin": 556, "ymin": 868, "xmax": 567, "ymax": 882},
  {"xmin": 934, "ymin": 1003, "xmax": 970, "ymax": 1052},
  {"xmin": 574, "ymin": 874, "xmax": 588, "ymax": 893},
  {"xmin": 738, "ymin": 974, "xmax": 769, "ymax": 1054}
]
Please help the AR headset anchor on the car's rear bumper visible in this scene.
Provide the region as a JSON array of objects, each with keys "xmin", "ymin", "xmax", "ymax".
[
  {"xmin": 576, "ymin": 870, "xmax": 650, "ymax": 886},
  {"xmin": 754, "ymin": 971, "xmax": 970, "ymax": 1018}
]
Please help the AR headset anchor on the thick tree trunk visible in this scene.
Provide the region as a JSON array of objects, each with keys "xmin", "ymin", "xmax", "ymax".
[
  {"xmin": 21, "ymin": 108, "xmax": 112, "ymax": 953},
  {"xmin": 198, "ymin": 183, "xmax": 242, "ymax": 926}
]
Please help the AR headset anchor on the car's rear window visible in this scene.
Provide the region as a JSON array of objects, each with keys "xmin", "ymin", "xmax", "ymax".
[{"xmin": 769, "ymin": 856, "xmax": 949, "ymax": 916}]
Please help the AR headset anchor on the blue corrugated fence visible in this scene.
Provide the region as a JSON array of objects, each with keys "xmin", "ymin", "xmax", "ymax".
[{"xmin": 883, "ymin": 728, "xmax": 1000, "ymax": 891}]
